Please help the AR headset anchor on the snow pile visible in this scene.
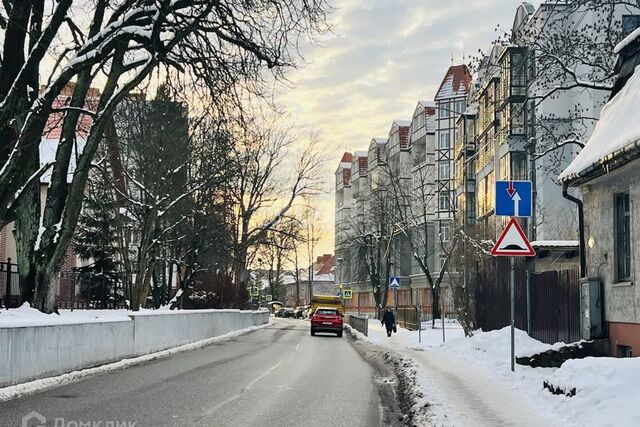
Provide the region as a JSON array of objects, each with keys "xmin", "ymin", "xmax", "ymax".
[
  {"xmin": 366, "ymin": 319, "xmax": 466, "ymax": 350},
  {"xmin": 0, "ymin": 303, "xmax": 267, "ymax": 328},
  {"xmin": 450, "ymin": 326, "xmax": 566, "ymax": 358},
  {"xmin": 543, "ymin": 357, "xmax": 640, "ymax": 426},
  {"xmin": 366, "ymin": 323, "xmax": 640, "ymax": 426},
  {"xmin": 558, "ymin": 64, "xmax": 640, "ymax": 182},
  {"xmin": 0, "ymin": 321, "xmax": 271, "ymax": 402},
  {"xmin": 0, "ymin": 303, "xmax": 133, "ymax": 327}
]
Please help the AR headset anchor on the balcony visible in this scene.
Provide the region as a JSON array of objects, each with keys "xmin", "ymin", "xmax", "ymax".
[
  {"xmin": 497, "ymin": 127, "xmax": 508, "ymax": 145},
  {"xmin": 476, "ymin": 144, "xmax": 494, "ymax": 173},
  {"xmin": 454, "ymin": 135, "xmax": 474, "ymax": 158}
]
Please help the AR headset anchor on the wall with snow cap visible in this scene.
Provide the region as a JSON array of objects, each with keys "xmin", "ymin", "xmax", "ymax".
[{"xmin": 0, "ymin": 309, "xmax": 268, "ymax": 387}]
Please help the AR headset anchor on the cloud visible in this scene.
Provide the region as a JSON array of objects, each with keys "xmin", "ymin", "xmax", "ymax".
[{"xmin": 275, "ymin": 0, "xmax": 529, "ymax": 256}]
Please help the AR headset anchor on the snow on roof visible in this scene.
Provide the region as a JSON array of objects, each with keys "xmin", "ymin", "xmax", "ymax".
[
  {"xmin": 393, "ymin": 119, "xmax": 411, "ymax": 127},
  {"xmin": 530, "ymin": 240, "xmax": 579, "ymax": 248},
  {"xmin": 435, "ymin": 65, "xmax": 472, "ymax": 101},
  {"xmin": 353, "ymin": 150, "xmax": 368, "ymax": 157},
  {"xmin": 340, "ymin": 162, "xmax": 352, "ymax": 169},
  {"xmin": 419, "ymin": 100, "xmax": 435, "ymax": 108},
  {"xmin": 372, "ymin": 138, "xmax": 387, "ymax": 145},
  {"xmin": 558, "ymin": 64, "xmax": 640, "ymax": 182},
  {"xmin": 615, "ymin": 27, "xmax": 640, "ymax": 54}
]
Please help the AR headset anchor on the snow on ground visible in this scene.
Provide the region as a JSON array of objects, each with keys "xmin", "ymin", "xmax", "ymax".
[
  {"xmin": 0, "ymin": 303, "xmax": 268, "ymax": 328},
  {"xmin": 356, "ymin": 321, "xmax": 640, "ymax": 426},
  {"xmin": 0, "ymin": 320, "xmax": 272, "ymax": 402}
]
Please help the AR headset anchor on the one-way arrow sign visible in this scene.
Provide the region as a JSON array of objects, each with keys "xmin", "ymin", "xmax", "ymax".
[
  {"xmin": 495, "ymin": 181, "xmax": 532, "ymax": 218},
  {"xmin": 491, "ymin": 218, "xmax": 536, "ymax": 257}
]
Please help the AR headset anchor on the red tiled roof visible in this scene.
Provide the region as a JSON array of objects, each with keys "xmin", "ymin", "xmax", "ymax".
[
  {"xmin": 315, "ymin": 254, "xmax": 335, "ymax": 275},
  {"xmin": 435, "ymin": 65, "xmax": 472, "ymax": 101},
  {"xmin": 340, "ymin": 152, "xmax": 353, "ymax": 163},
  {"xmin": 41, "ymin": 83, "xmax": 101, "ymax": 140}
]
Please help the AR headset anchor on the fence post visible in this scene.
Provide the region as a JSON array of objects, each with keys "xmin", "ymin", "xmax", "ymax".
[{"xmin": 5, "ymin": 258, "xmax": 12, "ymax": 309}]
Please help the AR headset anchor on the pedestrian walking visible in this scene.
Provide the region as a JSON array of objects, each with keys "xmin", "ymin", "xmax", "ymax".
[{"xmin": 381, "ymin": 308, "xmax": 396, "ymax": 337}]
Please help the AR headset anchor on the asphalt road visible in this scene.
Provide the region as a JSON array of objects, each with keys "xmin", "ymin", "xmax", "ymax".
[{"xmin": 0, "ymin": 318, "xmax": 385, "ymax": 427}]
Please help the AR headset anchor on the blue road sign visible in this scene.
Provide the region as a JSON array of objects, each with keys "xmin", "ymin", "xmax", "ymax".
[
  {"xmin": 389, "ymin": 276, "xmax": 400, "ymax": 289},
  {"xmin": 495, "ymin": 181, "xmax": 532, "ymax": 217}
]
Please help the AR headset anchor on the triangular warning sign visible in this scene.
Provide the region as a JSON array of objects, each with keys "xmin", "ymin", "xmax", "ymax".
[{"xmin": 491, "ymin": 218, "xmax": 536, "ymax": 257}]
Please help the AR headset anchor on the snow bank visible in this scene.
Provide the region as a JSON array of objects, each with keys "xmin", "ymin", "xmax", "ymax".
[
  {"xmin": 558, "ymin": 65, "xmax": 640, "ymax": 182},
  {"xmin": 0, "ymin": 302, "xmax": 268, "ymax": 328},
  {"xmin": 543, "ymin": 357, "xmax": 640, "ymax": 426},
  {"xmin": 451, "ymin": 326, "xmax": 566, "ymax": 358},
  {"xmin": 365, "ymin": 323, "xmax": 640, "ymax": 426},
  {"xmin": 0, "ymin": 303, "xmax": 131, "ymax": 328}
]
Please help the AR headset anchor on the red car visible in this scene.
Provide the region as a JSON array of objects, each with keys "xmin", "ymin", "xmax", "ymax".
[{"xmin": 310, "ymin": 307, "xmax": 343, "ymax": 337}]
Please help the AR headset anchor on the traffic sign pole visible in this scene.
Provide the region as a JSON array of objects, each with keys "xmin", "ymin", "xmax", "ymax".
[{"xmin": 510, "ymin": 256, "xmax": 515, "ymax": 372}]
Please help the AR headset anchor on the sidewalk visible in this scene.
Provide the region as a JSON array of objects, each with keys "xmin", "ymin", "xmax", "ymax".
[{"xmin": 360, "ymin": 321, "xmax": 640, "ymax": 426}]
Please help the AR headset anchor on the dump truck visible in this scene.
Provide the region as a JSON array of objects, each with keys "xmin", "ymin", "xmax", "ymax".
[{"xmin": 308, "ymin": 294, "xmax": 344, "ymax": 317}]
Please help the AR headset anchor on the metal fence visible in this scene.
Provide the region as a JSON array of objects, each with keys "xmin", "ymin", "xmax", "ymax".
[
  {"xmin": 346, "ymin": 314, "xmax": 368, "ymax": 337},
  {"xmin": 474, "ymin": 257, "xmax": 581, "ymax": 344},
  {"xmin": 0, "ymin": 259, "xmax": 20, "ymax": 308},
  {"xmin": 0, "ymin": 260, "xmax": 126, "ymax": 310}
]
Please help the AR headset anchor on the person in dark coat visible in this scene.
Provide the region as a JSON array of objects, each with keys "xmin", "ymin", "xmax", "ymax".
[{"xmin": 381, "ymin": 308, "xmax": 396, "ymax": 337}]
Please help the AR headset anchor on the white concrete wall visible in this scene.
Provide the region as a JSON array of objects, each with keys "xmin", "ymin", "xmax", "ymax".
[{"xmin": 0, "ymin": 310, "xmax": 268, "ymax": 387}]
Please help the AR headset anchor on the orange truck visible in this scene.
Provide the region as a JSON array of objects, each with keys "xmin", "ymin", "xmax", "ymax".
[{"xmin": 308, "ymin": 294, "xmax": 344, "ymax": 317}]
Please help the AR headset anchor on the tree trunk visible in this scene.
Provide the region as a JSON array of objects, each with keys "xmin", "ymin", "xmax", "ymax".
[
  {"xmin": 32, "ymin": 265, "xmax": 58, "ymax": 313},
  {"xmin": 432, "ymin": 286, "xmax": 441, "ymax": 329},
  {"xmin": 14, "ymin": 178, "xmax": 39, "ymax": 303}
]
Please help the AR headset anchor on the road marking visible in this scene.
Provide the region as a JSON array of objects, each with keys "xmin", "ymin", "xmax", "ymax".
[
  {"xmin": 295, "ymin": 344, "xmax": 300, "ymax": 352},
  {"xmin": 202, "ymin": 360, "xmax": 283, "ymax": 416}
]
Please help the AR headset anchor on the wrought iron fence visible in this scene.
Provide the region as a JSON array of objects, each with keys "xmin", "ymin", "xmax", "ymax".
[
  {"xmin": 0, "ymin": 259, "xmax": 21, "ymax": 308},
  {"xmin": 0, "ymin": 260, "xmax": 127, "ymax": 310}
]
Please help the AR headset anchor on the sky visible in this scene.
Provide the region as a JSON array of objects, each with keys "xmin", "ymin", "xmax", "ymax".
[{"xmin": 276, "ymin": 0, "xmax": 537, "ymax": 259}]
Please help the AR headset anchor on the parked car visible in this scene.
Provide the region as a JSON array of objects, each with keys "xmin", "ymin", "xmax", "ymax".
[
  {"xmin": 275, "ymin": 308, "xmax": 286, "ymax": 318},
  {"xmin": 310, "ymin": 307, "xmax": 343, "ymax": 337},
  {"xmin": 293, "ymin": 306, "xmax": 307, "ymax": 319},
  {"xmin": 282, "ymin": 307, "xmax": 295, "ymax": 318}
]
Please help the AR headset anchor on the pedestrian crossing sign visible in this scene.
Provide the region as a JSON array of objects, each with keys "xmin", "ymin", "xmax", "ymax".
[{"xmin": 343, "ymin": 289, "xmax": 353, "ymax": 299}]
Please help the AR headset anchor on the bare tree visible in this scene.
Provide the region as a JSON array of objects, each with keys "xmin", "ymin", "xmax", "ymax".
[
  {"xmin": 484, "ymin": 1, "xmax": 640, "ymax": 175},
  {"xmin": 348, "ymin": 181, "xmax": 395, "ymax": 318},
  {"xmin": 229, "ymin": 122, "xmax": 323, "ymax": 291},
  {"xmin": 0, "ymin": 0, "xmax": 331, "ymax": 312},
  {"xmin": 384, "ymin": 161, "xmax": 458, "ymax": 327}
]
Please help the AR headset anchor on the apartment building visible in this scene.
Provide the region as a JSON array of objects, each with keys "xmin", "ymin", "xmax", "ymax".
[
  {"xmin": 457, "ymin": 2, "xmax": 629, "ymax": 242},
  {"xmin": 334, "ymin": 152, "xmax": 353, "ymax": 284},
  {"xmin": 434, "ymin": 65, "xmax": 472, "ymax": 258}
]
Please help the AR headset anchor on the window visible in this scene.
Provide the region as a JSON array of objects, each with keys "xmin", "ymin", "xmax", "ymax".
[
  {"xmin": 615, "ymin": 192, "xmax": 631, "ymax": 281},
  {"xmin": 439, "ymin": 162, "xmax": 450, "ymax": 179},
  {"xmin": 439, "ymin": 131, "xmax": 450, "ymax": 149},
  {"xmin": 439, "ymin": 192, "xmax": 450, "ymax": 211},
  {"xmin": 440, "ymin": 224, "xmax": 451, "ymax": 242},
  {"xmin": 440, "ymin": 103, "xmax": 449, "ymax": 118},
  {"xmin": 622, "ymin": 15, "xmax": 640, "ymax": 37}
]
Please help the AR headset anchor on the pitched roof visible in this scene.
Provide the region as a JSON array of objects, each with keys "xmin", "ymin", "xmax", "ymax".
[
  {"xmin": 340, "ymin": 152, "xmax": 353, "ymax": 163},
  {"xmin": 435, "ymin": 65, "xmax": 472, "ymax": 101}
]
